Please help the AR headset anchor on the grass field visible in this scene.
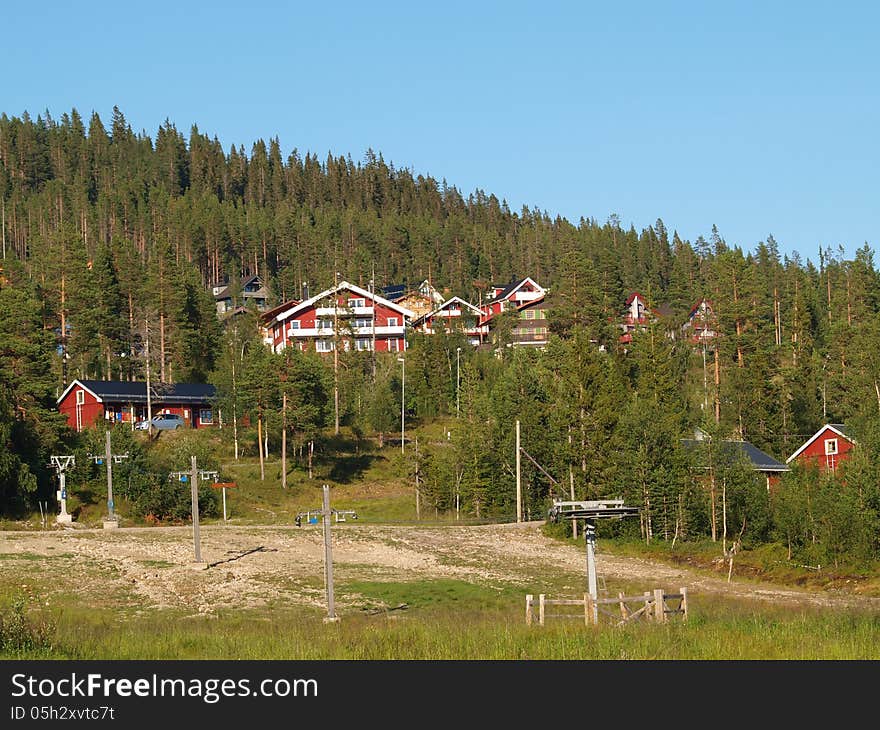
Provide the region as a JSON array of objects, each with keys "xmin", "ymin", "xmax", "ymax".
[{"xmin": 3, "ymin": 427, "xmax": 880, "ymax": 661}]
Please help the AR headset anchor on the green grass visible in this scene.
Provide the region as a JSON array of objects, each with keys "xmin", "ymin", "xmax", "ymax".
[{"xmin": 5, "ymin": 590, "xmax": 879, "ymax": 660}]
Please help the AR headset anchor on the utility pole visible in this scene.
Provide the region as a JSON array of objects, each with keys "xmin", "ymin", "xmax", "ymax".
[
  {"xmin": 169, "ymin": 457, "xmax": 217, "ymax": 567},
  {"xmin": 456, "ymin": 347, "xmax": 461, "ymax": 416},
  {"xmin": 88, "ymin": 431, "xmax": 128, "ymax": 529},
  {"xmin": 333, "ymin": 271, "xmax": 340, "ymax": 435},
  {"xmin": 515, "ymin": 419, "xmax": 522, "ymax": 523},
  {"xmin": 370, "ymin": 264, "xmax": 377, "ymax": 379},
  {"xmin": 144, "ymin": 318, "xmax": 153, "ymax": 436},
  {"xmin": 398, "ymin": 356, "xmax": 406, "ymax": 453},
  {"xmin": 281, "ymin": 392, "xmax": 287, "ymax": 489},
  {"xmin": 295, "ymin": 485, "xmax": 358, "ymax": 623},
  {"xmin": 48, "ymin": 455, "xmax": 76, "ymax": 525}
]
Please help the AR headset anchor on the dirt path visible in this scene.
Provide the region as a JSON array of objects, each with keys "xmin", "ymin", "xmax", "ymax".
[{"xmin": 2, "ymin": 521, "xmax": 878, "ymax": 616}]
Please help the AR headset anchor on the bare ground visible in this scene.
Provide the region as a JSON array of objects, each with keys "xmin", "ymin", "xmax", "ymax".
[{"xmin": 3, "ymin": 520, "xmax": 879, "ymax": 617}]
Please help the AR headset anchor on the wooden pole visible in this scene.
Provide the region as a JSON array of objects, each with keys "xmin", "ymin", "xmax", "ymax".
[
  {"xmin": 644, "ymin": 591, "xmax": 652, "ymax": 621},
  {"xmin": 190, "ymin": 455, "xmax": 202, "ymax": 564},
  {"xmin": 281, "ymin": 393, "xmax": 287, "ymax": 489},
  {"xmin": 538, "ymin": 594, "xmax": 545, "ymax": 626},
  {"xmin": 618, "ymin": 591, "xmax": 628, "ymax": 621},
  {"xmin": 584, "ymin": 593, "xmax": 593, "ymax": 626},
  {"xmin": 515, "ymin": 419, "xmax": 522, "ymax": 523},
  {"xmin": 222, "ymin": 486, "xmax": 227, "ymax": 522},
  {"xmin": 526, "ymin": 594, "xmax": 533, "ymax": 626},
  {"xmin": 653, "ymin": 588, "xmax": 665, "ymax": 623},
  {"xmin": 681, "ymin": 587, "xmax": 688, "ymax": 622},
  {"xmin": 415, "ymin": 437, "xmax": 420, "ymax": 520}
]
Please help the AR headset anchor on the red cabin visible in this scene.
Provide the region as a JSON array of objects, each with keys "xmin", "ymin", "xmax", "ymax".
[
  {"xmin": 57, "ymin": 380, "xmax": 217, "ymax": 432},
  {"xmin": 785, "ymin": 424, "xmax": 856, "ymax": 473}
]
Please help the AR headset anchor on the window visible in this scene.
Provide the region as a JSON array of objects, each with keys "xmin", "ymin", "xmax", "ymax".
[
  {"xmin": 288, "ymin": 321, "xmax": 301, "ymax": 330},
  {"xmin": 353, "ymin": 318, "xmax": 371, "ymax": 329},
  {"xmin": 200, "ymin": 409, "xmax": 213, "ymax": 424},
  {"xmin": 316, "ymin": 340, "xmax": 334, "ymax": 352},
  {"xmin": 317, "ymin": 319, "xmax": 334, "ymax": 330},
  {"xmin": 355, "ymin": 339, "xmax": 373, "ymax": 351},
  {"xmin": 825, "ymin": 438, "xmax": 838, "ymax": 455},
  {"xmin": 348, "ymin": 298, "xmax": 366, "ymax": 308},
  {"xmin": 387, "ymin": 317, "xmax": 398, "ymax": 327},
  {"xmin": 76, "ymin": 389, "xmax": 85, "ymax": 405}
]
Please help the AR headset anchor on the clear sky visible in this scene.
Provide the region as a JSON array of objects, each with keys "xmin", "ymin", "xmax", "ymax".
[{"xmin": 6, "ymin": 1, "xmax": 878, "ymax": 262}]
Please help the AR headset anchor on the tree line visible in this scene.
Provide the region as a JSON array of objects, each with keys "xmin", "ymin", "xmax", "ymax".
[{"xmin": 2, "ymin": 106, "xmax": 880, "ymax": 566}]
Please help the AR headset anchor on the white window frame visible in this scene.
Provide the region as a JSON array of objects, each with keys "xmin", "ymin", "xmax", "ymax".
[
  {"xmin": 316, "ymin": 339, "xmax": 334, "ymax": 353},
  {"xmin": 199, "ymin": 409, "xmax": 213, "ymax": 425},
  {"xmin": 348, "ymin": 297, "xmax": 366, "ymax": 308},
  {"xmin": 387, "ymin": 317, "xmax": 398, "ymax": 327},
  {"xmin": 825, "ymin": 438, "xmax": 838, "ymax": 455},
  {"xmin": 288, "ymin": 320, "xmax": 301, "ymax": 330},
  {"xmin": 317, "ymin": 319, "xmax": 334, "ymax": 330},
  {"xmin": 76, "ymin": 389, "xmax": 85, "ymax": 405}
]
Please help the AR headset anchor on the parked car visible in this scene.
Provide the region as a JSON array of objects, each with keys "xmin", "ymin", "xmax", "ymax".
[{"xmin": 135, "ymin": 413, "xmax": 185, "ymax": 431}]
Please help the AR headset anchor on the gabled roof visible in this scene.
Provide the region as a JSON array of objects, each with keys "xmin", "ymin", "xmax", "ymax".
[
  {"xmin": 412, "ymin": 296, "xmax": 484, "ymax": 327},
  {"xmin": 687, "ymin": 298, "xmax": 715, "ymax": 318},
  {"xmin": 490, "ymin": 277, "xmax": 544, "ymax": 302},
  {"xmin": 681, "ymin": 438, "xmax": 790, "ymax": 473},
  {"xmin": 213, "ymin": 274, "xmax": 266, "ymax": 301},
  {"xmin": 57, "ymin": 380, "xmax": 215, "ymax": 405},
  {"xmin": 273, "ymin": 281, "xmax": 415, "ymax": 323},
  {"xmin": 625, "ymin": 291, "xmax": 647, "ymax": 306},
  {"xmin": 785, "ymin": 424, "xmax": 856, "ymax": 464},
  {"xmin": 261, "ymin": 299, "xmax": 301, "ymax": 323}
]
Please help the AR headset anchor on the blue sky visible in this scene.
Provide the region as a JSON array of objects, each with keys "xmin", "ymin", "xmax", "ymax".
[{"xmin": 6, "ymin": 2, "xmax": 878, "ymax": 262}]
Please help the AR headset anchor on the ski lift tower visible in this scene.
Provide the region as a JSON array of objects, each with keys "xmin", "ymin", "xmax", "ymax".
[
  {"xmin": 294, "ymin": 485, "xmax": 358, "ymax": 623},
  {"xmin": 48, "ymin": 455, "xmax": 76, "ymax": 525},
  {"xmin": 548, "ymin": 499, "xmax": 639, "ymax": 624}
]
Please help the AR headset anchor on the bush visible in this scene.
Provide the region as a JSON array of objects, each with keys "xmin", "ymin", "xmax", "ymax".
[{"xmin": 0, "ymin": 597, "xmax": 55, "ymax": 655}]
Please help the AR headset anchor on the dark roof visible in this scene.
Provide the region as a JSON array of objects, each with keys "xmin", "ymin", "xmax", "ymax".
[
  {"xmin": 681, "ymin": 439, "xmax": 790, "ymax": 472},
  {"xmin": 67, "ymin": 380, "xmax": 215, "ymax": 405},
  {"xmin": 829, "ymin": 423, "xmax": 852, "ymax": 439},
  {"xmin": 493, "ymin": 277, "xmax": 527, "ymax": 301}
]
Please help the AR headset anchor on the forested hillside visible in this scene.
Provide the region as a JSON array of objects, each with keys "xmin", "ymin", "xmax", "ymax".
[{"xmin": 2, "ymin": 106, "xmax": 880, "ymax": 566}]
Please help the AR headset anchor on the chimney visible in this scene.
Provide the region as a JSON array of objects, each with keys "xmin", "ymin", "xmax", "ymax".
[{"xmin": 302, "ymin": 281, "xmax": 309, "ymax": 300}]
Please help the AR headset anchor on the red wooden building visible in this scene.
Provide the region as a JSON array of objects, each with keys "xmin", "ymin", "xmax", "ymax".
[
  {"xmin": 785, "ymin": 424, "xmax": 856, "ymax": 473},
  {"xmin": 412, "ymin": 296, "xmax": 488, "ymax": 346},
  {"xmin": 261, "ymin": 280, "xmax": 415, "ymax": 354},
  {"xmin": 681, "ymin": 298, "xmax": 718, "ymax": 346},
  {"xmin": 618, "ymin": 291, "xmax": 662, "ymax": 345},
  {"xmin": 480, "ymin": 277, "xmax": 546, "ymax": 320},
  {"xmin": 57, "ymin": 380, "xmax": 217, "ymax": 432}
]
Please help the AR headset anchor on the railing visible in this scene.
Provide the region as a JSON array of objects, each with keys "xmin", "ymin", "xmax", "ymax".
[{"xmin": 526, "ymin": 588, "xmax": 688, "ymax": 627}]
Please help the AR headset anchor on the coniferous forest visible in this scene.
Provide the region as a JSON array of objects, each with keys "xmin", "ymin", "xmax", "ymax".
[{"xmin": 2, "ymin": 106, "xmax": 880, "ymax": 568}]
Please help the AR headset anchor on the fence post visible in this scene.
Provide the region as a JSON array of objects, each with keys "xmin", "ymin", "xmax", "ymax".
[
  {"xmin": 618, "ymin": 591, "xmax": 628, "ymax": 621},
  {"xmin": 526, "ymin": 594, "xmax": 533, "ymax": 626},
  {"xmin": 644, "ymin": 592, "xmax": 652, "ymax": 621},
  {"xmin": 539, "ymin": 594, "xmax": 546, "ymax": 626},
  {"xmin": 681, "ymin": 587, "xmax": 688, "ymax": 622},
  {"xmin": 654, "ymin": 588, "xmax": 666, "ymax": 623},
  {"xmin": 586, "ymin": 593, "xmax": 597, "ymax": 626}
]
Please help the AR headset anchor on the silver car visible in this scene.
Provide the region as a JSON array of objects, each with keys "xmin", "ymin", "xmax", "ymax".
[{"xmin": 135, "ymin": 413, "xmax": 185, "ymax": 430}]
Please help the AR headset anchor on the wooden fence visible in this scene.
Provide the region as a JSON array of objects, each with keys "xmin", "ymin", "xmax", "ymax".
[{"xmin": 526, "ymin": 587, "xmax": 688, "ymax": 627}]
